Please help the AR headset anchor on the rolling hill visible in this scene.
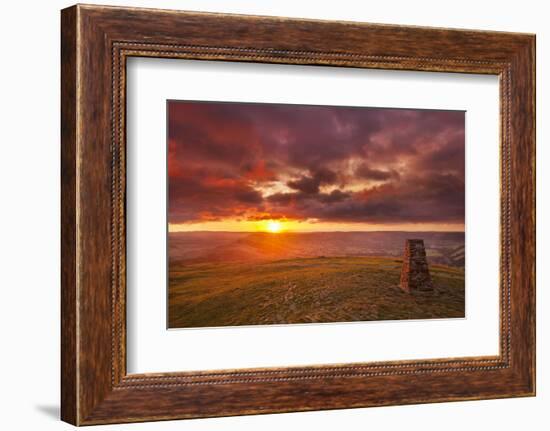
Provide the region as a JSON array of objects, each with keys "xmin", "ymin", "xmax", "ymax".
[
  {"xmin": 169, "ymin": 231, "xmax": 465, "ymax": 267},
  {"xmin": 168, "ymin": 255, "xmax": 465, "ymax": 329}
]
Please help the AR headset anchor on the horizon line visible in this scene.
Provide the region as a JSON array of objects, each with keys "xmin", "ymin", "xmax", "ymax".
[{"xmin": 170, "ymin": 230, "xmax": 466, "ymax": 234}]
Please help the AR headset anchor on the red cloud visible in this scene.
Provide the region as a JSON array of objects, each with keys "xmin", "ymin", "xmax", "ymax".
[{"xmin": 168, "ymin": 101, "xmax": 464, "ymax": 226}]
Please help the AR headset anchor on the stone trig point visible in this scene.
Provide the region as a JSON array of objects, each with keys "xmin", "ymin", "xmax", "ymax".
[{"xmin": 400, "ymin": 239, "xmax": 434, "ymax": 293}]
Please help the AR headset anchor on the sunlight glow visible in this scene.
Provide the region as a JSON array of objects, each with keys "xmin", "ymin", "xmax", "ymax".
[
  {"xmin": 168, "ymin": 220, "xmax": 465, "ymax": 233},
  {"xmin": 266, "ymin": 220, "xmax": 282, "ymax": 233}
]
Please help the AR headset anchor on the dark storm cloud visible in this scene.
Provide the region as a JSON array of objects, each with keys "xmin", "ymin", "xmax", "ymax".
[
  {"xmin": 319, "ymin": 189, "xmax": 351, "ymax": 204},
  {"xmin": 287, "ymin": 167, "xmax": 338, "ymax": 194},
  {"xmin": 355, "ymin": 164, "xmax": 400, "ymax": 181},
  {"xmin": 322, "ymin": 173, "xmax": 465, "ymax": 223},
  {"xmin": 168, "ymin": 101, "xmax": 465, "ymax": 225}
]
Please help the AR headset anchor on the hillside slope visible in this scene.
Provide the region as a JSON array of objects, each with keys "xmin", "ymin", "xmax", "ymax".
[
  {"xmin": 169, "ymin": 231, "xmax": 465, "ymax": 267},
  {"xmin": 168, "ymin": 256, "xmax": 465, "ymax": 328}
]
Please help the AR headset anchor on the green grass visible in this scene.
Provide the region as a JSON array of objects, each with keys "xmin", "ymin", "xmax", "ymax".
[{"xmin": 168, "ymin": 256, "xmax": 465, "ymax": 328}]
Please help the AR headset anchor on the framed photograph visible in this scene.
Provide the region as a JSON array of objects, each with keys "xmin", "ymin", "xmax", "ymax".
[
  {"xmin": 165, "ymin": 100, "xmax": 467, "ymax": 329},
  {"xmin": 61, "ymin": 4, "xmax": 535, "ymax": 425}
]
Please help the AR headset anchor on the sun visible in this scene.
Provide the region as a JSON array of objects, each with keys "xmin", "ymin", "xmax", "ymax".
[{"xmin": 266, "ymin": 220, "xmax": 282, "ymax": 233}]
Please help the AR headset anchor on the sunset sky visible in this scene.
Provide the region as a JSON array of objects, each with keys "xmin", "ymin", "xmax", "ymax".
[{"xmin": 168, "ymin": 101, "xmax": 465, "ymax": 233}]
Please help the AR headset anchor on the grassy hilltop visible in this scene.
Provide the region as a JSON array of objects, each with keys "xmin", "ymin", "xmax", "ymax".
[{"xmin": 168, "ymin": 256, "xmax": 465, "ymax": 329}]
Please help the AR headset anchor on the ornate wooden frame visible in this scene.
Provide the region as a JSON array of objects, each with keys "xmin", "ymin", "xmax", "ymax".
[{"xmin": 61, "ymin": 4, "xmax": 536, "ymax": 425}]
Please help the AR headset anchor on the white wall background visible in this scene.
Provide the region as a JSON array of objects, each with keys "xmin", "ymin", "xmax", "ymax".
[{"xmin": 0, "ymin": 0, "xmax": 546, "ymax": 429}]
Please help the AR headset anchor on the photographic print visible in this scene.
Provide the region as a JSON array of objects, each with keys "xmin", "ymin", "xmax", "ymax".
[{"xmin": 167, "ymin": 101, "xmax": 465, "ymax": 329}]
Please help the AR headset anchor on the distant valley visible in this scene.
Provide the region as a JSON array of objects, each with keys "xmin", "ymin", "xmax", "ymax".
[{"xmin": 169, "ymin": 231, "xmax": 465, "ymax": 268}]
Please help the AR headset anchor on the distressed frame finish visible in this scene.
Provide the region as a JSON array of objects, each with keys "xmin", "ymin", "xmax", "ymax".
[{"xmin": 61, "ymin": 4, "xmax": 535, "ymax": 426}]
